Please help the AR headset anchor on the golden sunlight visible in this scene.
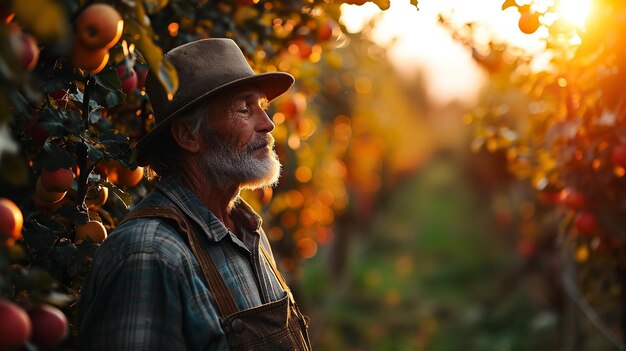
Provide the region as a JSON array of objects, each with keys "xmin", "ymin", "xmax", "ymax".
[{"xmin": 555, "ymin": 0, "xmax": 592, "ymax": 27}]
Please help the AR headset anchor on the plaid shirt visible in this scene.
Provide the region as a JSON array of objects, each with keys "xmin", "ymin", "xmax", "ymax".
[{"xmin": 78, "ymin": 177, "xmax": 286, "ymax": 350}]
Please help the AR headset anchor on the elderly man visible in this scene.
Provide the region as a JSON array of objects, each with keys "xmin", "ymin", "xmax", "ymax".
[{"xmin": 79, "ymin": 39, "xmax": 311, "ymax": 350}]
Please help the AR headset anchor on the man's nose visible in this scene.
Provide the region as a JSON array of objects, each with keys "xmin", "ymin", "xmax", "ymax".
[{"xmin": 256, "ymin": 109, "xmax": 275, "ymax": 133}]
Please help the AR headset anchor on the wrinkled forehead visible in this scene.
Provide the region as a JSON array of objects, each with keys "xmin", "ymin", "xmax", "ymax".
[
  {"xmin": 204, "ymin": 85, "xmax": 268, "ymax": 126},
  {"xmin": 225, "ymin": 85, "xmax": 267, "ymax": 104}
]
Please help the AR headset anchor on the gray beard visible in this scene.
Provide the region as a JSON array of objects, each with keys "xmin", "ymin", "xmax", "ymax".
[{"xmin": 200, "ymin": 132, "xmax": 282, "ymax": 192}]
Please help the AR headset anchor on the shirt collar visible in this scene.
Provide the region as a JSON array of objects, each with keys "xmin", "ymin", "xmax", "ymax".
[
  {"xmin": 230, "ymin": 198, "xmax": 262, "ymax": 232},
  {"xmin": 156, "ymin": 177, "xmax": 262, "ymax": 242}
]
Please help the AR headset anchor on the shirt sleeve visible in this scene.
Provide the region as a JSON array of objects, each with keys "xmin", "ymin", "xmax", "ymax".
[{"xmin": 79, "ymin": 252, "xmax": 187, "ymax": 351}]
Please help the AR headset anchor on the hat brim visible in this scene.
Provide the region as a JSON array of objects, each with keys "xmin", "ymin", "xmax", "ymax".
[{"xmin": 135, "ymin": 71, "xmax": 294, "ymax": 165}]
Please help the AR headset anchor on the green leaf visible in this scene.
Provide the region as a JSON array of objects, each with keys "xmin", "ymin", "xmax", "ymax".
[
  {"xmin": 99, "ymin": 130, "xmax": 129, "ymax": 144},
  {"xmin": 41, "ymin": 79, "xmax": 70, "ymax": 95},
  {"xmin": 9, "ymin": 89, "xmax": 30, "ymax": 114},
  {"xmin": 41, "ymin": 71, "xmax": 82, "ymax": 95},
  {"xmin": 105, "ymin": 91, "xmax": 121, "ymax": 108},
  {"xmin": 98, "ymin": 130, "xmax": 131, "ymax": 157},
  {"xmin": 61, "ymin": 109, "xmax": 85, "ymax": 136},
  {"xmin": 104, "ymin": 181, "xmax": 132, "ymax": 209},
  {"xmin": 125, "ymin": 19, "xmax": 179, "ymax": 98},
  {"xmin": 143, "ymin": 0, "xmax": 170, "ymax": 14},
  {"xmin": 116, "ymin": 157, "xmax": 138, "ymax": 170},
  {"xmin": 99, "ymin": 137, "xmax": 130, "ymax": 149},
  {"xmin": 70, "ymin": 90, "xmax": 99, "ymax": 118},
  {"xmin": 86, "ymin": 143, "xmax": 105, "ymax": 163},
  {"xmin": 57, "ymin": 204, "xmax": 89, "ymax": 225},
  {"xmin": 38, "ymin": 108, "xmax": 83, "ymax": 137},
  {"xmin": 94, "ymin": 67, "xmax": 122, "ymax": 92},
  {"xmin": 88, "ymin": 107, "xmax": 103, "ymax": 125},
  {"xmin": 38, "ymin": 142, "xmax": 73, "ymax": 170},
  {"xmin": 71, "ymin": 88, "xmax": 84, "ymax": 103},
  {"xmin": 88, "ymin": 172, "xmax": 102, "ymax": 183},
  {"xmin": 129, "ymin": 146, "xmax": 140, "ymax": 163},
  {"xmin": 13, "ymin": 267, "xmax": 57, "ymax": 292},
  {"xmin": 52, "ymin": 243, "xmax": 78, "ymax": 269},
  {"xmin": 22, "ymin": 220, "xmax": 58, "ymax": 251},
  {"xmin": 158, "ymin": 58, "xmax": 179, "ymax": 96},
  {"xmin": 91, "ymin": 68, "xmax": 126, "ymax": 108}
]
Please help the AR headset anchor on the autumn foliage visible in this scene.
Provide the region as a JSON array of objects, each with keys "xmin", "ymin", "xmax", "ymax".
[
  {"xmin": 0, "ymin": 0, "xmax": 421, "ymax": 349},
  {"xmin": 454, "ymin": 0, "xmax": 626, "ymax": 345}
]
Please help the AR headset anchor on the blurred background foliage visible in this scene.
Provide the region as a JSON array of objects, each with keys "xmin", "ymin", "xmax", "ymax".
[{"xmin": 1, "ymin": 0, "xmax": 626, "ymax": 350}]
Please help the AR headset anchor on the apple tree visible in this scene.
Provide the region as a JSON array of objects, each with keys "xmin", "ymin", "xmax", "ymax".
[
  {"xmin": 0, "ymin": 0, "xmax": 429, "ymax": 349},
  {"xmin": 454, "ymin": 0, "xmax": 626, "ymax": 345}
]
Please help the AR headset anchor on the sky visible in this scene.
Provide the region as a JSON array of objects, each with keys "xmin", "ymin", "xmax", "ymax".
[{"xmin": 339, "ymin": 0, "xmax": 547, "ymax": 106}]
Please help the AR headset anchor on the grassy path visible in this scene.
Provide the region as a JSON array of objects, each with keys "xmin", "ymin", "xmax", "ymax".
[{"xmin": 302, "ymin": 153, "xmax": 572, "ymax": 350}]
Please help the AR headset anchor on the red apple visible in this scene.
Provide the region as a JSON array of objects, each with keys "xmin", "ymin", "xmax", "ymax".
[
  {"xmin": 9, "ymin": 24, "xmax": 39, "ymax": 71},
  {"xmin": 317, "ymin": 19, "xmax": 339, "ymax": 42},
  {"xmin": 41, "ymin": 167, "xmax": 74, "ymax": 193},
  {"xmin": 116, "ymin": 64, "xmax": 138, "ymax": 95},
  {"xmin": 0, "ymin": 299, "xmax": 31, "ymax": 350},
  {"xmin": 538, "ymin": 190, "xmax": 562, "ymax": 205},
  {"xmin": 75, "ymin": 3, "xmax": 124, "ymax": 50},
  {"xmin": 611, "ymin": 145, "xmax": 626, "ymax": 168},
  {"xmin": 294, "ymin": 38, "xmax": 312, "ymax": 59},
  {"xmin": 70, "ymin": 40, "xmax": 110, "ymax": 74},
  {"xmin": 279, "ymin": 98, "xmax": 299, "ymax": 120},
  {"xmin": 85, "ymin": 186, "xmax": 109, "ymax": 208},
  {"xmin": 563, "ymin": 190, "xmax": 586, "ymax": 210},
  {"xmin": 0, "ymin": 198, "xmax": 23, "ymax": 243},
  {"xmin": 29, "ymin": 304, "xmax": 69, "ymax": 349},
  {"xmin": 75, "ymin": 220, "xmax": 107, "ymax": 243},
  {"xmin": 26, "ymin": 119, "xmax": 49, "ymax": 145},
  {"xmin": 93, "ymin": 163, "xmax": 109, "ymax": 180},
  {"xmin": 35, "ymin": 177, "xmax": 67, "ymax": 204},
  {"xmin": 575, "ymin": 211, "xmax": 597, "ymax": 235},
  {"xmin": 135, "ymin": 66, "xmax": 148, "ymax": 89}
]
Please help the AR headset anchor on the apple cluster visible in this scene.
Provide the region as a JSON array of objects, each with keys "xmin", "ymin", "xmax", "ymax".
[
  {"xmin": 70, "ymin": 3, "xmax": 124, "ymax": 74},
  {"xmin": 0, "ymin": 299, "xmax": 68, "ymax": 351}
]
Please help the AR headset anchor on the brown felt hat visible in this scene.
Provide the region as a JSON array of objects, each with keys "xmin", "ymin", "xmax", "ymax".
[{"xmin": 135, "ymin": 38, "xmax": 295, "ymax": 165}]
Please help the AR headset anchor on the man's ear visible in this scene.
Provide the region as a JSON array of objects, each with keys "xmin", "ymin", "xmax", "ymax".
[{"xmin": 170, "ymin": 120, "xmax": 202, "ymax": 153}]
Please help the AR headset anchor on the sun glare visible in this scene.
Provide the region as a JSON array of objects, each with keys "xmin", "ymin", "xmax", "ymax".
[{"xmin": 555, "ymin": 0, "xmax": 592, "ymax": 27}]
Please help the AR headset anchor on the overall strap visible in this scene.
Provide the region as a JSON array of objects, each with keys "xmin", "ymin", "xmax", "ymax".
[
  {"xmin": 260, "ymin": 243, "xmax": 312, "ymax": 350},
  {"xmin": 120, "ymin": 207, "xmax": 239, "ymax": 317},
  {"xmin": 258, "ymin": 244, "xmax": 295, "ymax": 305}
]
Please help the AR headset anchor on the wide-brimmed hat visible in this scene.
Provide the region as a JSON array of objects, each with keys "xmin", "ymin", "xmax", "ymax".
[{"xmin": 135, "ymin": 38, "xmax": 295, "ymax": 165}]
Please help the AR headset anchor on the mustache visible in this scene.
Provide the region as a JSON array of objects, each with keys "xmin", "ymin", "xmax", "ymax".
[{"xmin": 247, "ymin": 134, "xmax": 275, "ymax": 151}]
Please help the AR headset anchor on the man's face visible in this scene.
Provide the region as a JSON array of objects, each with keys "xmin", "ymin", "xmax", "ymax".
[{"xmin": 199, "ymin": 86, "xmax": 282, "ymax": 190}]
